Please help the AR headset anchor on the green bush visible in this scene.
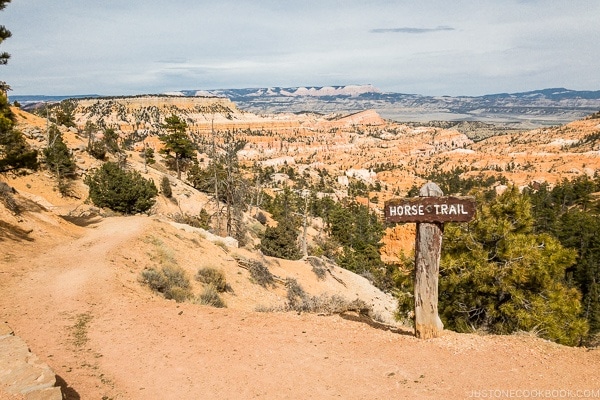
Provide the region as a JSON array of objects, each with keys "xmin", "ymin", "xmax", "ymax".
[
  {"xmin": 140, "ymin": 265, "xmax": 192, "ymax": 303},
  {"xmin": 260, "ymin": 218, "xmax": 302, "ymax": 260},
  {"xmin": 172, "ymin": 209, "xmax": 211, "ymax": 230},
  {"xmin": 85, "ymin": 162, "xmax": 157, "ymax": 214},
  {"xmin": 256, "ymin": 211, "xmax": 267, "ymax": 225},
  {"xmin": 160, "ymin": 175, "xmax": 172, "ymax": 198},
  {"xmin": 87, "ymin": 140, "xmax": 106, "ymax": 160},
  {"xmin": 0, "ymin": 92, "xmax": 38, "ymax": 173}
]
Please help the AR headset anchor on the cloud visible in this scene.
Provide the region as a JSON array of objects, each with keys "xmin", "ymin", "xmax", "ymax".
[{"xmin": 370, "ymin": 26, "xmax": 455, "ymax": 34}]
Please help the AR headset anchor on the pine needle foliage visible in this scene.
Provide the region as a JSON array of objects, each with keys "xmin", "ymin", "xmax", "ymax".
[
  {"xmin": 85, "ymin": 161, "xmax": 157, "ymax": 214},
  {"xmin": 0, "ymin": 93, "xmax": 37, "ymax": 173},
  {"xmin": 440, "ymin": 187, "xmax": 588, "ymax": 346},
  {"xmin": 159, "ymin": 114, "xmax": 195, "ymax": 179},
  {"xmin": 260, "ymin": 217, "xmax": 302, "ymax": 260}
]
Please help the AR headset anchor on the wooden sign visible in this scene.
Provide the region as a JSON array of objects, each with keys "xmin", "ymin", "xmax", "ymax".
[
  {"xmin": 385, "ymin": 183, "xmax": 476, "ymax": 339},
  {"xmin": 384, "ymin": 196, "xmax": 476, "ymax": 223}
]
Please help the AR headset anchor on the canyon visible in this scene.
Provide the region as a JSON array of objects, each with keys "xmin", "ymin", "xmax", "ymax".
[{"xmin": 2, "ymin": 94, "xmax": 600, "ymax": 398}]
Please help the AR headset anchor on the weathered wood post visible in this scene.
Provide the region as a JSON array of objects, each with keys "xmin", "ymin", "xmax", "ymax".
[
  {"xmin": 414, "ymin": 182, "xmax": 444, "ymax": 339},
  {"xmin": 384, "ymin": 182, "xmax": 476, "ymax": 339}
]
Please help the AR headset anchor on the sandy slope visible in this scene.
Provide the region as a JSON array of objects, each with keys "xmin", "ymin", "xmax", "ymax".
[{"xmin": 1, "ymin": 205, "xmax": 599, "ymax": 399}]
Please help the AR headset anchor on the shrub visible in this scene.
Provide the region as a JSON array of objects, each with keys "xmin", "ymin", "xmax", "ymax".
[
  {"xmin": 248, "ymin": 260, "xmax": 275, "ymax": 287},
  {"xmin": 196, "ymin": 267, "xmax": 229, "ymax": 292},
  {"xmin": 0, "ymin": 182, "xmax": 19, "ymax": 214},
  {"xmin": 140, "ymin": 265, "xmax": 191, "ymax": 302},
  {"xmin": 196, "ymin": 284, "xmax": 226, "ymax": 308},
  {"xmin": 87, "ymin": 141, "xmax": 106, "ymax": 160},
  {"xmin": 160, "ymin": 175, "xmax": 172, "ymax": 198},
  {"xmin": 85, "ymin": 162, "xmax": 158, "ymax": 214},
  {"xmin": 283, "ymin": 277, "xmax": 372, "ymax": 315},
  {"xmin": 256, "ymin": 211, "xmax": 267, "ymax": 225},
  {"xmin": 306, "ymin": 257, "xmax": 327, "ymax": 280},
  {"xmin": 44, "ymin": 125, "xmax": 76, "ymax": 196},
  {"xmin": 172, "ymin": 209, "xmax": 211, "ymax": 230},
  {"xmin": 285, "ymin": 278, "xmax": 308, "ymax": 311}
]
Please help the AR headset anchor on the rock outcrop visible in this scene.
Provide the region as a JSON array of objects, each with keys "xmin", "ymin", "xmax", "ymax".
[{"xmin": 0, "ymin": 323, "xmax": 61, "ymax": 400}]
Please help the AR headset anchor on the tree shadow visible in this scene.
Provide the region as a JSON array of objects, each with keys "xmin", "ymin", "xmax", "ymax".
[
  {"xmin": 339, "ymin": 311, "xmax": 415, "ymax": 337},
  {"xmin": 60, "ymin": 214, "xmax": 103, "ymax": 227},
  {"xmin": 0, "ymin": 220, "xmax": 34, "ymax": 242},
  {"xmin": 55, "ymin": 375, "xmax": 81, "ymax": 400}
]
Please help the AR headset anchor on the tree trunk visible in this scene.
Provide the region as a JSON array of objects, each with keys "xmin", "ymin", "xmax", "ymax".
[
  {"xmin": 301, "ymin": 196, "xmax": 309, "ymax": 258},
  {"xmin": 414, "ymin": 182, "xmax": 444, "ymax": 339},
  {"xmin": 143, "ymin": 141, "xmax": 148, "ymax": 173}
]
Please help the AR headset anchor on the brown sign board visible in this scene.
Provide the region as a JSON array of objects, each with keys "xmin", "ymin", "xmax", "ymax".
[{"xmin": 385, "ymin": 196, "xmax": 476, "ymax": 223}]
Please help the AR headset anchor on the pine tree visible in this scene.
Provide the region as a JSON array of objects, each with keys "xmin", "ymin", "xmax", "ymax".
[
  {"xmin": 159, "ymin": 114, "xmax": 195, "ymax": 179},
  {"xmin": 0, "ymin": 0, "xmax": 11, "ymax": 67},
  {"xmin": 528, "ymin": 176, "xmax": 600, "ymax": 341},
  {"xmin": 440, "ymin": 187, "xmax": 588, "ymax": 346},
  {"xmin": 0, "ymin": 93, "xmax": 37, "ymax": 173},
  {"xmin": 54, "ymin": 100, "xmax": 76, "ymax": 128},
  {"xmin": 85, "ymin": 161, "xmax": 157, "ymax": 214},
  {"xmin": 43, "ymin": 125, "xmax": 75, "ymax": 195},
  {"xmin": 0, "ymin": 2, "xmax": 38, "ymax": 174},
  {"xmin": 554, "ymin": 209, "xmax": 600, "ymax": 336},
  {"xmin": 102, "ymin": 127, "xmax": 120, "ymax": 154},
  {"xmin": 260, "ymin": 217, "xmax": 302, "ymax": 260}
]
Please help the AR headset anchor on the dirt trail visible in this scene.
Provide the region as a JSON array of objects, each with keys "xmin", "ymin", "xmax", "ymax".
[{"xmin": 1, "ymin": 215, "xmax": 600, "ymax": 399}]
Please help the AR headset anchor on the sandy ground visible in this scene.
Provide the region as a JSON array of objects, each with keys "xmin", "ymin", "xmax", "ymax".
[{"xmin": 1, "ymin": 207, "xmax": 599, "ymax": 400}]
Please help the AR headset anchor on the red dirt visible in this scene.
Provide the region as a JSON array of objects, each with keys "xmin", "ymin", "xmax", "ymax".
[{"xmin": 2, "ymin": 213, "xmax": 599, "ymax": 399}]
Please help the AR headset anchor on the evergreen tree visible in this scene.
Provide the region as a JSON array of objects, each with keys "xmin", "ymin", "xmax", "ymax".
[
  {"xmin": 54, "ymin": 99, "xmax": 76, "ymax": 128},
  {"xmin": 160, "ymin": 175, "xmax": 172, "ymax": 198},
  {"xmin": 554, "ymin": 209, "xmax": 600, "ymax": 336},
  {"xmin": 85, "ymin": 161, "xmax": 157, "ymax": 214},
  {"xmin": 528, "ymin": 176, "xmax": 600, "ymax": 340},
  {"xmin": 260, "ymin": 217, "xmax": 302, "ymax": 260},
  {"xmin": 190, "ymin": 129, "xmax": 249, "ymax": 240},
  {"xmin": 0, "ymin": 0, "xmax": 11, "ymax": 67},
  {"xmin": 323, "ymin": 200, "xmax": 389, "ymax": 290},
  {"xmin": 215, "ymin": 130, "xmax": 248, "ymax": 239},
  {"xmin": 440, "ymin": 187, "xmax": 588, "ymax": 346},
  {"xmin": 102, "ymin": 127, "xmax": 120, "ymax": 154},
  {"xmin": 0, "ymin": 94, "xmax": 37, "ymax": 173},
  {"xmin": 159, "ymin": 114, "xmax": 195, "ymax": 179},
  {"xmin": 265, "ymin": 186, "xmax": 302, "ymax": 222},
  {"xmin": 43, "ymin": 125, "xmax": 75, "ymax": 195},
  {"xmin": 0, "ymin": 3, "xmax": 38, "ymax": 174}
]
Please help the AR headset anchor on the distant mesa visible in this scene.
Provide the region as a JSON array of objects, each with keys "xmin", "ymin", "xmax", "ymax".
[
  {"xmin": 172, "ymin": 84, "xmax": 382, "ymax": 99},
  {"xmin": 9, "ymin": 85, "xmax": 600, "ymax": 126}
]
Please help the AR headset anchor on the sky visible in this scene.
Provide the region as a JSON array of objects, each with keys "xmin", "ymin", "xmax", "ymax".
[{"xmin": 1, "ymin": 0, "xmax": 599, "ymax": 97}]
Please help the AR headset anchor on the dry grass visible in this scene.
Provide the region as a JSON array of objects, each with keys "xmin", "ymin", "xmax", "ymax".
[
  {"xmin": 248, "ymin": 260, "xmax": 275, "ymax": 288},
  {"xmin": 70, "ymin": 312, "xmax": 92, "ymax": 348},
  {"xmin": 0, "ymin": 182, "xmax": 19, "ymax": 214},
  {"xmin": 196, "ymin": 284, "xmax": 227, "ymax": 308},
  {"xmin": 284, "ymin": 277, "xmax": 372, "ymax": 316},
  {"xmin": 140, "ymin": 266, "xmax": 192, "ymax": 303},
  {"xmin": 195, "ymin": 267, "xmax": 231, "ymax": 293}
]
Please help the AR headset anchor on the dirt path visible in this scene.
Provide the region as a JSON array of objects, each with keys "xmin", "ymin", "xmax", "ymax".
[{"xmin": 1, "ymin": 215, "xmax": 600, "ymax": 399}]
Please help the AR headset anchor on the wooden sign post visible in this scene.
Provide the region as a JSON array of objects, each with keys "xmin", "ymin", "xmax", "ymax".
[{"xmin": 384, "ymin": 182, "xmax": 476, "ymax": 339}]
